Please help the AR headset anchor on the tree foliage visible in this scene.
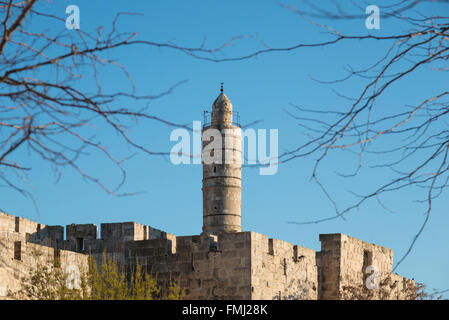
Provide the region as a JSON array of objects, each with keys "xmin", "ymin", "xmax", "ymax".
[
  {"xmin": 341, "ymin": 274, "xmax": 444, "ymax": 300},
  {"xmin": 8, "ymin": 254, "xmax": 184, "ymax": 300}
]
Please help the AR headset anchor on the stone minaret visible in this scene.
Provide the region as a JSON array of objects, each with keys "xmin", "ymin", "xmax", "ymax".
[{"xmin": 202, "ymin": 86, "xmax": 242, "ymax": 234}]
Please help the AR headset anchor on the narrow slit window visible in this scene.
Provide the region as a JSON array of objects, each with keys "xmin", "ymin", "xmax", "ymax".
[
  {"xmin": 76, "ymin": 238, "xmax": 84, "ymax": 252},
  {"xmin": 363, "ymin": 250, "xmax": 373, "ymax": 271},
  {"xmin": 283, "ymin": 258, "xmax": 287, "ymax": 276},
  {"xmin": 14, "ymin": 241, "xmax": 21, "ymax": 260},
  {"xmin": 363, "ymin": 249, "xmax": 374, "ymax": 283}
]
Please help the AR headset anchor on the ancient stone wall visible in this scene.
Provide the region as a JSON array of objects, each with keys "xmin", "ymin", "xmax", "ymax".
[
  {"xmin": 63, "ymin": 222, "xmax": 252, "ymax": 299},
  {"xmin": 104, "ymin": 232, "xmax": 252, "ymax": 299},
  {"xmin": 319, "ymin": 233, "xmax": 416, "ymax": 300},
  {"xmin": 0, "ymin": 212, "xmax": 416, "ymax": 300},
  {"xmin": 0, "ymin": 212, "xmax": 63, "ymax": 244},
  {"xmin": 249, "ymin": 232, "xmax": 319, "ymax": 299},
  {"xmin": 0, "ymin": 212, "xmax": 88, "ymax": 298},
  {"xmin": 134, "ymin": 232, "xmax": 252, "ymax": 299}
]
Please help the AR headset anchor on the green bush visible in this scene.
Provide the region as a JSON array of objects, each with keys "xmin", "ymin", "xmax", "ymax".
[{"xmin": 9, "ymin": 253, "xmax": 184, "ymax": 300}]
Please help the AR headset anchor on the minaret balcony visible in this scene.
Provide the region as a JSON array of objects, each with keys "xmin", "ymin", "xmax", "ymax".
[{"xmin": 202, "ymin": 111, "xmax": 241, "ymax": 129}]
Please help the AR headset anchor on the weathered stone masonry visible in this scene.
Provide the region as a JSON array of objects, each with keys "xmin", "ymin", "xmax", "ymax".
[
  {"xmin": 0, "ymin": 212, "xmax": 88, "ymax": 297},
  {"xmin": 0, "ymin": 211, "xmax": 415, "ymax": 299},
  {"xmin": 0, "ymin": 90, "xmax": 415, "ymax": 299}
]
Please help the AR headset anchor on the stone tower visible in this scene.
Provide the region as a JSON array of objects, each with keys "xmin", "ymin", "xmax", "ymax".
[{"xmin": 202, "ymin": 87, "xmax": 242, "ymax": 234}]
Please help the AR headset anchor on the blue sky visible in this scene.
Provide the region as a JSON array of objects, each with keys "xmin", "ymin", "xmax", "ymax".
[{"xmin": 2, "ymin": 1, "xmax": 448, "ymax": 297}]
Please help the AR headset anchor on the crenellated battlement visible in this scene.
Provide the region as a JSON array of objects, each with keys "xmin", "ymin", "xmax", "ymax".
[{"xmin": 0, "ymin": 211, "xmax": 416, "ymax": 300}]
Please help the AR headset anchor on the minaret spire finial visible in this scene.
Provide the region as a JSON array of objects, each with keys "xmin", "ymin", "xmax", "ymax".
[{"xmin": 220, "ymin": 82, "xmax": 224, "ymax": 93}]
